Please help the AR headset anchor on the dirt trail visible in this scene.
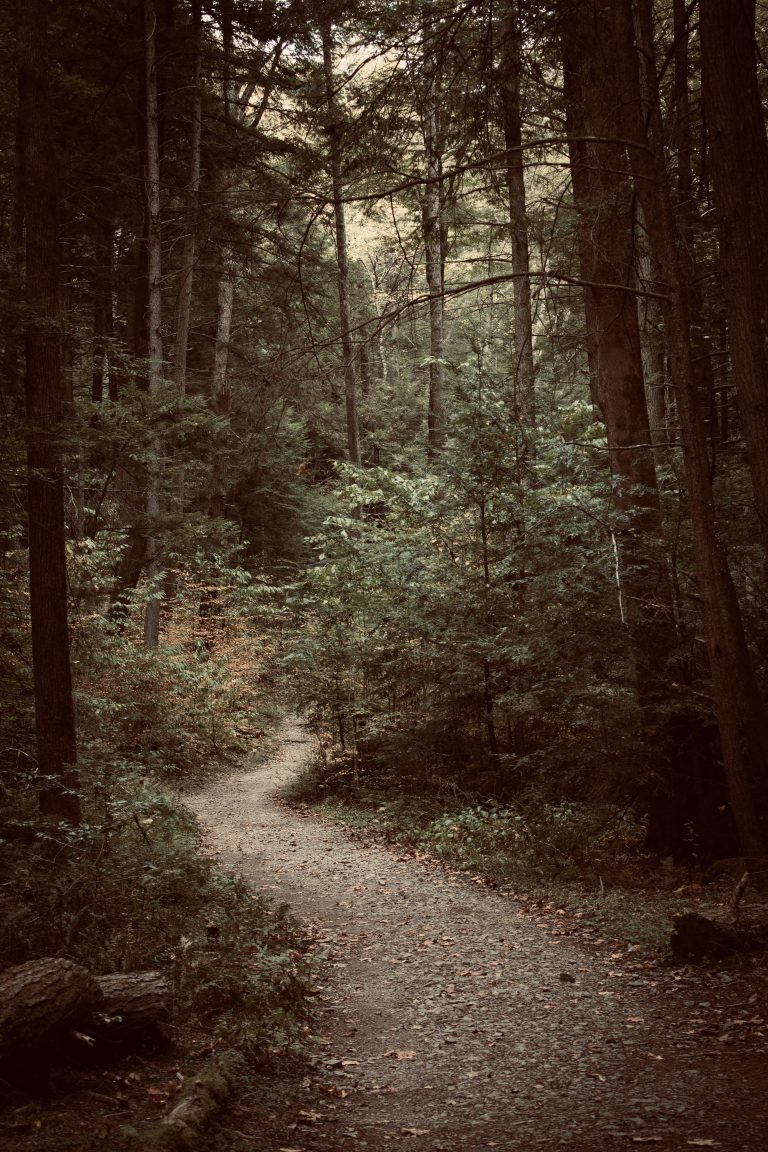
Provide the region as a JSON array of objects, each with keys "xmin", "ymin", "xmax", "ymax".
[{"xmin": 186, "ymin": 718, "xmax": 768, "ymax": 1152}]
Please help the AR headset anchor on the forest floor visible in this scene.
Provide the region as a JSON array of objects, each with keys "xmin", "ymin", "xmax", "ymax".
[
  {"xmin": 184, "ymin": 717, "xmax": 768, "ymax": 1152},
  {"xmin": 2, "ymin": 719, "xmax": 767, "ymax": 1152}
]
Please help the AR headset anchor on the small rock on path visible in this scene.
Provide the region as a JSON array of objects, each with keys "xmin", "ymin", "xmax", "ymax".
[{"xmin": 186, "ymin": 718, "xmax": 768, "ymax": 1152}]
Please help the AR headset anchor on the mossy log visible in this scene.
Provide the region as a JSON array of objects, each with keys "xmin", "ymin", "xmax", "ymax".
[
  {"xmin": 0, "ymin": 957, "xmax": 97, "ymax": 1049},
  {"xmin": 134, "ymin": 1053, "xmax": 241, "ymax": 1152}
]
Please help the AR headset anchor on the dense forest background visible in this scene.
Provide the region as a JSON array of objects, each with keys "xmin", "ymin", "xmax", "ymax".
[{"xmin": 2, "ymin": 0, "xmax": 768, "ymax": 1026}]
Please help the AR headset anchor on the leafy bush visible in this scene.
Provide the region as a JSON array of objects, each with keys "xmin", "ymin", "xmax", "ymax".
[{"xmin": 421, "ymin": 801, "xmax": 643, "ymax": 882}]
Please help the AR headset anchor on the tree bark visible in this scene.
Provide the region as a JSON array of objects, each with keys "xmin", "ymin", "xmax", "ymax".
[
  {"xmin": 0, "ymin": 960, "xmax": 169, "ymax": 1051},
  {"xmin": 499, "ymin": 1, "xmax": 536, "ymax": 457},
  {"xmin": 700, "ymin": 0, "xmax": 768, "ymax": 567},
  {"xmin": 561, "ymin": 1, "xmax": 676, "ymax": 733},
  {"xmin": 670, "ymin": 0, "xmax": 718, "ymax": 457},
  {"xmin": 172, "ymin": 0, "xmax": 202, "ymax": 399},
  {"xmin": 143, "ymin": 0, "xmax": 164, "ymax": 650},
  {"xmin": 91, "ymin": 970, "xmax": 169, "ymax": 1032},
  {"xmin": 0, "ymin": 958, "xmax": 96, "ymax": 1050},
  {"xmin": 421, "ymin": 17, "xmax": 446, "ymax": 455},
  {"xmin": 209, "ymin": 247, "xmax": 234, "ymax": 521},
  {"xmin": 615, "ymin": 0, "xmax": 768, "ymax": 858},
  {"xmin": 17, "ymin": 0, "xmax": 82, "ymax": 825},
  {"xmin": 321, "ymin": 20, "xmax": 361, "ymax": 467}
]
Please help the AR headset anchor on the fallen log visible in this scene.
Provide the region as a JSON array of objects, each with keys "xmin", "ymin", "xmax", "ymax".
[
  {"xmin": 133, "ymin": 1052, "xmax": 241, "ymax": 1152},
  {"xmin": 670, "ymin": 911, "xmax": 768, "ymax": 962},
  {"xmin": 0, "ymin": 958, "xmax": 170, "ymax": 1059},
  {"xmin": 90, "ymin": 971, "xmax": 170, "ymax": 1033},
  {"xmin": 0, "ymin": 957, "xmax": 97, "ymax": 1050}
]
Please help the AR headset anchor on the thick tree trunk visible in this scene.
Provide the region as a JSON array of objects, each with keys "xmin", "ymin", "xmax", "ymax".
[
  {"xmin": 91, "ymin": 970, "xmax": 169, "ymax": 1032},
  {"xmin": 143, "ymin": 0, "xmax": 164, "ymax": 650},
  {"xmin": 561, "ymin": 2, "xmax": 676, "ymax": 733},
  {"xmin": 17, "ymin": 0, "xmax": 81, "ymax": 825},
  {"xmin": 669, "ymin": 0, "xmax": 718, "ymax": 458},
  {"xmin": 616, "ymin": 0, "xmax": 768, "ymax": 858},
  {"xmin": 499, "ymin": 1, "xmax": 536, "ymax": 456},
  {"xmin": 321, "ymin": 21, "xmax": 361, "ymax": 467},
  {"xmin": 700, "ymin": 0, "xmax": 768, "ymax": 568}
]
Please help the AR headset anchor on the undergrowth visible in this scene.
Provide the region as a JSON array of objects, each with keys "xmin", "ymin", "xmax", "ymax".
[
  {"xmin": 281, "ymin": 750, "xmax": 724, "ymax": 957},
  {"xmin": 1, "ymin": 579, "xmax": 312, "ymax": 1069},
  {"xmin": 0, "ymin": 762, "xmax": 314, "ymax": 1066}
]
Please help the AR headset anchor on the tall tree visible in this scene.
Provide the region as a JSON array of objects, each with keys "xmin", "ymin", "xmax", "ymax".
[
  {"xmin": 498, "ymin": 0, "xmax": 536, "ymax": 456},
  {"xmin": 614, "ymin": 0, "xmax": 768, "ymax": 857},
  {"xmin": 143, "ymin": 0, "xmax": 164, "ymax": 648},
  {"xmin": 421, "ymin": 5, "xmax": 447, "ymax": 454},
  {"xmin": 560, "ymin": 0, "xmax": 677, "ymax": 742},
  {"xmin": 320, "ymin": 16, "xmax": 361, "ymax": 466},
  {"xmin": 172, "ymin": 0, "xmax": 203, "ymax": 399},
  {"xmin": 17, "ymin": 0, "xmax": 81, "ymax": 823},
  {"xmin": 700, "ymin": 0, "xmax": 768, "ymax": 568}
]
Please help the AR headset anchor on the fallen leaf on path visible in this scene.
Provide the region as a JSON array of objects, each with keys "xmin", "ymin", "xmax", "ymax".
[
  {"xmin": 686, "ymin": 1142, "xmax": 719, "ymax": 1147},
  {"xmin": 401, "ymin": 1128, "xmax": 430, "ymax": 1136},
  {"xmin": 384, "ymin": 1050, "xmax": 417, "ymax": 1060},
  {"xmin": 297, "ymin": 1110, "xmax": 324, "ymax": 1122}
]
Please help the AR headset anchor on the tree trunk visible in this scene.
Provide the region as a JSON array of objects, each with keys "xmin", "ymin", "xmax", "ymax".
[
  {"xmin": 421, "ymin": 22, "xmax": 446, "ymax": 455},
  {"xmin": 616, "ymin": 0, "xmax": 768, "ymax": 858},
  {"xmin": 172, "ymin": 0, "xmax": 202, "ymax": 399},
  {"xmin": 17, "ymin": 0, "xmax": 82, "ymax": 825},
  {"xmin": 209, "ymin": 247, "xmax": 234, "ymax": 521},
  {"xmin": 635, "ymin": 201, "xmax": 668, "ymax": 452},
  {"xmin": 669, "ymin": 0, "xmax": 718, "ymax": 459},
  {"xmin": 499, "ymin": 1, "xmax": 536, "ymax": 457},
  {"xmin": 561, "ymin": 1, "xmax": 677, "ymax": 732},
  {"xmin": 700, "ymin": 0, "xmax": 768, "ymax": 569},
  {"xmin": 143, "ymin": 0, "xmax": 164, "ymax": 650},
  {"xmin": 0, "ymin": 959, "xmax": 169, "ymax": 1052},
  {"xmin": 321, "ymin": 20, "xmax": 361, "ymax": 467}
]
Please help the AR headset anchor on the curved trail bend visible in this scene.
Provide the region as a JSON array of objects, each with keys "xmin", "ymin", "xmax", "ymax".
[{"xmin": 187, "ymin": 718, "xmax": 768, "ymax": 1152}]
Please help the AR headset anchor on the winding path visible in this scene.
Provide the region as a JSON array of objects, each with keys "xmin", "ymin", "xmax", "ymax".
[{"xmin": 186, "ymin": 718, "xmax": 768, "ymax": 1152}]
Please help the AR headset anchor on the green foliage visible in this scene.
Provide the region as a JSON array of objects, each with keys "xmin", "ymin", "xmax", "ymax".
[
  {"xmin": 286, "ymin": 365, "xmax": 645, "ymax": 804},
  {"xmin": 0, "ymin": 765, "xmax": 314, "ymax": 1063},
  {"xmin": 422, "ymin": 801, "xmax": 643, "ymax": 883}
]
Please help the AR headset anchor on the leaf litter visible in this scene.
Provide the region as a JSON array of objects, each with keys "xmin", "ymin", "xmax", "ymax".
[{"xmin": 187, "ymin": 717, "xmax": 768, "ymax": 1152}]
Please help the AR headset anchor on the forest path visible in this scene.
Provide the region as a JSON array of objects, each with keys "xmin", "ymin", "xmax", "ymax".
[{"xmin": 186, "ymin": 717, "xmax": 768, "ymax": 1152}]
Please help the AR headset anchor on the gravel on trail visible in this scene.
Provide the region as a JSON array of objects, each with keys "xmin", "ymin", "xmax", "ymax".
[{"xmin": 186, "ymin": 718, "xmax": 768, "ymax": 1152}]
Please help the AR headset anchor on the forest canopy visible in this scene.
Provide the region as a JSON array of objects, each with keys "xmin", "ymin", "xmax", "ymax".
[{"xmin": 2, "ymin": 0, "xmax": 768, "ymax": 896}]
